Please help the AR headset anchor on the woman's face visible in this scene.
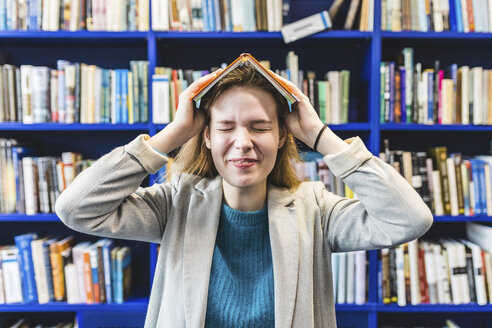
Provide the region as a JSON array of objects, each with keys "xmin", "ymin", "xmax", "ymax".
[{"xmin": 204, "ymin": 87, "xmax": 286, "ymax": 190}]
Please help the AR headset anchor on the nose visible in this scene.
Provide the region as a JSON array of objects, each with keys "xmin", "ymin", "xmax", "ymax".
[{"xmin": 234, "ymin": 127, "xmax": 253, "ymax": 151}]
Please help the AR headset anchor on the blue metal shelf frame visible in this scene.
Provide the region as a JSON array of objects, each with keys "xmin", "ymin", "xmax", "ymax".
[
  {"xmin": 376, "ymin": 303, "xmax": 492, "ymax": 312},
  {"xmin": 0, "ymin": 123, "xmax": 151, "ymax": 131},
  {"xmin": 0, "ymin": 298, "xmax": 149, "ymax": 312},
  {"xmin": 0, "ymin": 31, "xmax": 149, "ymax": 39},
  {"xmin": 381, "ymin": 123, "xmax": 492, "ymax": 131},
  {"xmin": 4, "ymin": 3, "xmax": 492, "ymax": 327},
  {"xmin": 382, "ymin": 31, "xmax": 492, "ymax": 39},
  {"xmin": 0, "ymin": 214, "xmax": 60, "ymax": 222}
]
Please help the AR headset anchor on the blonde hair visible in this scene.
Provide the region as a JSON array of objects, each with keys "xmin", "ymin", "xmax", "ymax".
[{"xmin": 169, "ymin": 64, "xmax": 302, "ymax": 190}]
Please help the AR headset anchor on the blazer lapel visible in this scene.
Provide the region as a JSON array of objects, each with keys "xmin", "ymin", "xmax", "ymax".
[
  {"xmin": 268, "ymin": 185, "xmax": 299, "ymax": 328},
  {"xmin": 183, "ymin": 176, "xmax": 222, "ymax": 327}
]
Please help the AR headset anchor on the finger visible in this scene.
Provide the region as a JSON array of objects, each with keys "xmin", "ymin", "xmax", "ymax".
[
  {"xmin": 269, "ymin": 70, "xmax": 306, "ymax": 100},
  {"xmin": 185, "ymin": 68, "xmax": 224, "ymax": 96}
]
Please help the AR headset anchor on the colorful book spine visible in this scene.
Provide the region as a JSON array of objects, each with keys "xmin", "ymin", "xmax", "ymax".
[
  {"xmin": 121, "ymin": 69, "xmax": 129, "ymax": 124},
  {"xmin": 470, "ymin": 159, "xmax": 483, "ymax": 215},
  {"xmin": 14, "ymin": 233, "xmax": 38, "ymax": 303},
  {"xmin": 115, "ymin": 69, "xmax": 121, "ymax": 124},
  {"xmin": 102, "ymin": 239, "xmax": 114, "ymax": 303}
]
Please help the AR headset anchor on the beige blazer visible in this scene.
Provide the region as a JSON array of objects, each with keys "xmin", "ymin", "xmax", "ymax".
[{"xmin": 55, "ymin": 135, "xmax": 433, "ymax": 328}]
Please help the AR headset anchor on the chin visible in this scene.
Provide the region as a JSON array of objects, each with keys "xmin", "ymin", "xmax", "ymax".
[{"xmin": 225, "ymin": 176, "xmax": 264, "ymax": 189}]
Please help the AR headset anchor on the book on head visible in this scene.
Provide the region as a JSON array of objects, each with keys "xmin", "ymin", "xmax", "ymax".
[{"xmin": 191, "ymin": 53, "xmax": 300, "ymax": 109}]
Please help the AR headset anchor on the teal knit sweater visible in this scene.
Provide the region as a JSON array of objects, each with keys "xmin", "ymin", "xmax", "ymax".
[{"xmin": 205, "ymin": 203, "xmax": 275, "ymax": 327}]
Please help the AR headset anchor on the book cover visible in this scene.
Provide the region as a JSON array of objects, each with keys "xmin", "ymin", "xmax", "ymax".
[{"xmin": 191, "ymin": 53, "xmax": 299, "ymax": 108}]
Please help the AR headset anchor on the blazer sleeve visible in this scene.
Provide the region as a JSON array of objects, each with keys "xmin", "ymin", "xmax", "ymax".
[
  {"xmin": 55, "ymin": 134, "xmax": 173, "ymax": 244},
  {"xmin": 318, "ymin": 137, "xmax": 433, "ymax": 252}
]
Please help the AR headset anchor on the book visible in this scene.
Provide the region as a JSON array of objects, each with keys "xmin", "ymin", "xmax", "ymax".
[
  {"xmin": 14, "ymin": 233, "xmax": 38, "ymax": 303},
  {"xmin": 281, "ymin": 10, "xmax": 332, "ymax": 43},
  {"xmin": 191, "ymin": 53, "xmax": 300, "ymax": 107},
  {"xmin": 1, "ymin": 246, "xmax": 23, "ymax": 303}
]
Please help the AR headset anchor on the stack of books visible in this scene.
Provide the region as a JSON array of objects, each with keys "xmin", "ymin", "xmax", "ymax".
[
  {"xmin": 381, "ymin": 47, "xmax": 492, "ymax": 125},
  {"xmin": 0, "ymin": 234, "xmax": 132, "ymax": 305}
]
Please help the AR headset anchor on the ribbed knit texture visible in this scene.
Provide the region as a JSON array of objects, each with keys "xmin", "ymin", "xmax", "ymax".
[{"xmin": 205, "ymin": 203, "xmax": 275, "ymax": 328}]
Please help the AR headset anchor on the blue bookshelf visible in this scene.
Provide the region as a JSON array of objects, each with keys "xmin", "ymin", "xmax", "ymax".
[
  {"xmin": 2, "ymin": 1, "xmax": 492, "ymax": 327},
  {"xmin": 0, "ymin": 123, "xmax": 151, "ymax": 131},
  {"xmin": 382, "ymin": 31, "xmax": 492, "ymax": 39},
  {"xmin": 0, "ymin": 214, "xmax": 60, "ymax": 222},
  {"xmin": 0, "ymin": 297, "xmax": 149, "ymax": 312},
  {"xmin": 381, "ymin": 123, "xmax": 492, "ymax": 131}
]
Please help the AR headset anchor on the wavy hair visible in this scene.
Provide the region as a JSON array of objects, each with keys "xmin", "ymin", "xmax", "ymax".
[{"xmin": 169, "ymin": 64, "xmax": 302, "ymax": 190}]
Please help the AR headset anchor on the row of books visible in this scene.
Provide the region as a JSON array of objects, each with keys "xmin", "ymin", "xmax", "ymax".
[
  {"xmin": 378, "ymin": 235, "xmax": 492, "ymax": 306},
  {"xmin": 329, "ymin": 0, "xmax": 375, "ymax": 31},
  {"xmin": 0, "ymin": 234, "xmax": 132, "ymax": 305},
  {"xmin": 152, "ymin": 0, "xmax": 285, "ymax": 32},
  {"xmin": 332, "ymin": 251, "xmax": 367, "ymax": 304},
  {"xmin": 380, "ymin": 47, "xmax": 492, "ymax": 125},
  {"xmin": 381, "ymin": 0, "xmax": 451, "ymax": 32},
  {"xmin": 382, "ymin": 0, "xmax": 492, "ymax": 33},
  {"xmin": 380, "ymin": 141, "xmax": 492, "ymax": 217},
  {"xmin": 152, "ymin": 52, "xmax": 352, "ymax": 124},
  {"xmin": 294, "ymin": 156, "xmax": 368, "ymax": 304},
  {"xmin": 0, "ymin": 0, "xmax": 150, "ymax": 31},
  {"xmin": 0, "ymin": 60, "xmax": 149, "ymax": 124},
  {"xmin": 294, "ymin": 153, "xmax": 356, "ymax": 198},
  {"xmin": 0, "ymin": 138, "xmax": 88, "ymax": 214},
  {"xmin": 5, "ymin": 320, "xmax": 74, "ymax": 328}
]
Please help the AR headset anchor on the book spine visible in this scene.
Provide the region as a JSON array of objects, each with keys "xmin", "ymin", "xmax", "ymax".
[
  {"xmin": 31, "ymin": 239, "xmax": 49, "ymax": 304},
  {"xmin": 121, "ymin": 69, "xmax": 128, "ymax": 124},
  {"xmin": 14, "ymin": 234, "xmax": 38, "ymax": 303},
  {"xmin": 42, "ymin": 240, "xmax": 55, "ymax": 302},
  {"xmin": 102, "ymin": 241, "xmax": 113, "ymax": 303},
  {"xmin": 464, "ymin": 245, "xmax": 477, "ymax": 302},
  {"xmin": 97, "ymin": 245, "xmax": 106, "ymax": 303},
  {"xmin": 83, "ymin": 249, "xmax": 94, "ymax": 304},
  {"xmin": 2, "ymin": 247, "xmax": 24, "ymax": 303},
  {"xmin": 400, "ymin": 67, "xmax": 407, "ymax": 123},
  {"xmin": 354, "ymin": 250, "xmax": 366, "ymax": 305},
  {"xmin": 50, "ymin": 243, "xmax": 66, "ymax": 301},
  {"xmin": 90, "ymin": 247, "xmax": 100, "ymax": 303},
  {"xmin": 141, "ymin": 61, "xmax": 149, "ymax": 122}
]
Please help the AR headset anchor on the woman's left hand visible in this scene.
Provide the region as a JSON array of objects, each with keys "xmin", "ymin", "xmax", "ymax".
[{"xmin": 271, "ymin": 72, "xmax": 325, "ymax": 148}]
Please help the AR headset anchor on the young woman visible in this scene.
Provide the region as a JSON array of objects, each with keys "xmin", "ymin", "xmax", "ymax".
[{"xmin": 56, "ymin": 64, "xmax": 433, "ymax": 328}]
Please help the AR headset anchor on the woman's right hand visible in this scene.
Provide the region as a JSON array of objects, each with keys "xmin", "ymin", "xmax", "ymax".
[{"xmin": 148, "ymin": 69, "xmax": 223, "ymax": 154}]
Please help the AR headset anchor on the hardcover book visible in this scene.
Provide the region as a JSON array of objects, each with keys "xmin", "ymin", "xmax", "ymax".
[{"xmin": 191, "ymin": 53, "xmax": 300, "ymax": 109}]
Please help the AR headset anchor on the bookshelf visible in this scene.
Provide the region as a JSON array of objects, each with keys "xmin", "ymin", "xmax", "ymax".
[{"xmin": 2, "ymin": 0, "xmax": 492, "ymax": 327}]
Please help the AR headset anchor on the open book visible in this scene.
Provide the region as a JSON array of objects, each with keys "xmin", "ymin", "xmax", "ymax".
[{"xmin": 191, "ymin": 53, "xmax": 300, "ymax": 109}]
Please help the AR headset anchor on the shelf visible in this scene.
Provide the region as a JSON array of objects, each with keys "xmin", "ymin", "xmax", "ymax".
[
  {"xmin": 382, "ymin": 31, "xmax": 492, "ymax": 39},
  {"xmin": 0, "ymin": 31, "xmax": 148, "ymax": 39},
  {"xmin": 155, "ymin": 30, "xmax": 372, "ymax": 40},
  {"xmin": 380, "ymin": 124, "xmax": 492, "ymax": 131},
  {"xmin": 0, "ymin": 213, "xmax": 60, "ymax": 222},
  {"xmin": 0, "ymin": 297, "xmax": 149, "ymax": 312},
  {"xmin": 0, "ymin": 123, "xmax": 150, "ymax": 131},
  {"xmin": 335, "ymin": 304, "xmax": 374, "ymax": 311},
  {"xmin": 376, "ymin": 303, "xmax": 492, "ymax": 312},
  {"xmin": 433, "ymin": 215, "xmax": 492, "ymax": 223},
  {"xmin": 328, "ymin": 123, "xmax": 371, "ymax": 131}
]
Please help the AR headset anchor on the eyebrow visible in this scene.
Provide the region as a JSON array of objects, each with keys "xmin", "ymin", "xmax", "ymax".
[{"xmin": 215, "ymin": 120, "xmax": 273, "ymax": 124}]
